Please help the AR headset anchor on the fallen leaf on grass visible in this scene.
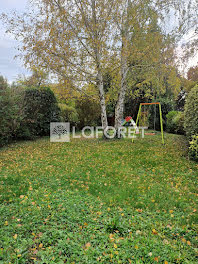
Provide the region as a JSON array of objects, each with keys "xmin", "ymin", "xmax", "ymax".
[
  {"xmin": 152, "ymin": 229, "xmax": 158, "ymax": 235},
  {"xmin": 84, "ymin": 242, "xmax": 91, "ymax": 250}
]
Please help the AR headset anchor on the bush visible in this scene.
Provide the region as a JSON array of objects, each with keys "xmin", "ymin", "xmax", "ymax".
[
  {"xmin": 76, "ymin": 97, "xmax": 101, "ymax": 129},
  {"xmin": 166, "ymin": 111, "xmax": 178, "ymax": 133},
  {"xmin": 21, "ymin": 87, "xmax": 60, "ymax": 138},
  {"xmin": 166, "ymin": 111, "xmax": 184, "ymax": 134},
  {"xmin": 189, "ymin": 135, "xmax": 198, "ymax": 162},
  {"xmin": 174, "ymin": 111, "xmax": 185, "ymax": 134},
  {"xmin": 184, "ymin": 85, "xmax": 198, "ymax": 139},
  {"xmin": 59, "ymin": 103, "xmax": 79, "ymax": 126},
  {"xmin": 0, "ymin": 77, "xmax": 11, "ymax": 146},
  {"xmin": 0, "ymin": 77, "xmax": 25, "ymax": 146},
  {"xmin": 0, "ymin": 84, "xmax": 61, "ymax": 146}
]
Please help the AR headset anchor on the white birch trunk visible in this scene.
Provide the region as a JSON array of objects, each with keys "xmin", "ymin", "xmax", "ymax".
[
  {"xmin": 97, "ymin": 70, "xmax": 108, "ymax": 131},
  {"xmin": 91, "ymin": 0, "xmax": 108, "ymax": 134},
  {"xmin": 114, "ymin": 0, "xmax": 130, "ymax": 137},
  {"xmin": 114, "ymin": 34, "xmax": 129, "ymax": 135}
]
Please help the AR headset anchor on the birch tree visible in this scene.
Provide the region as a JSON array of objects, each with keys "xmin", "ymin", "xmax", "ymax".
[
  {"xmin": 1, "ymin": 0, "xmax": 197, "ymax": 137},
  {"xmin": 114, "ymin": 0, "xmax": 198, "ymax": 135},
  {"xmin": 2, "ymin": 0, "xmax": 118, "ymax": 132},
  {"xmin": 114, "ymin": 0, "xmax": 166, "ymax": 132}
]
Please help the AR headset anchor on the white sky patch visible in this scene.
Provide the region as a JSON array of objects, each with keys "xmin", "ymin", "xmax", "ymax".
[
  {"xmin": 0, "ymin": 0, "xmax": 29, "ymax": 11},
  {"xmin": 0, "ymin": 0, "xmax": 30, "ymax": 82}
]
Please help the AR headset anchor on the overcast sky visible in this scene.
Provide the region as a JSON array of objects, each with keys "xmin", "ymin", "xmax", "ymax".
[
  {"xmin": 0, "ymin": 0, "xmax": 197, "ymax": 82},
  {"xmin": 0, "ymin": 0, "xmax": 30, "ymax": 82}
]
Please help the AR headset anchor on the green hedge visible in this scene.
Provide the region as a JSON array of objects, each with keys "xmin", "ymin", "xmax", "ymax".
[
  {"xmin": 0, "ymin": 81, "xmax": 60, "ymax": 146},
  {"xmin": 21, "ymin": 87, "xmax": 60, "ymax": 138}
]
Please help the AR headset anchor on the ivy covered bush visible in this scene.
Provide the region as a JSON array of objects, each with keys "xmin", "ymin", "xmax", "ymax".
[
  {"xmin": 184, "ymin": 85, "xmax": 198, "ymax": 139},
  {"xmin": 189, "ymin": 135, "xmax": 198, "ymax": 162}
]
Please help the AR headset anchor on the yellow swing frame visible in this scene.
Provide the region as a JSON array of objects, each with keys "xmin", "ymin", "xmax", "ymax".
[{"xmin": 132, "ymin": 102, "xmax": 164, "ymax": 144}]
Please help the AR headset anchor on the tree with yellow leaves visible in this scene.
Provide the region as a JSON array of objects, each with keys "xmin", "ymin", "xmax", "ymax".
[{"xmin": 1, "ymin": 0, "xmax": 197, "ymax": 136}]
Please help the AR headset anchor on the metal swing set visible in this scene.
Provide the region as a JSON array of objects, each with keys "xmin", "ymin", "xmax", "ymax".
[{"xmin": 132, "ymin": 102, "xmax": 165, "ymax": 144}]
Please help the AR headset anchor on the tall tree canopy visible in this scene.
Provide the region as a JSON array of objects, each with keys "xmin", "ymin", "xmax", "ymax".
[{"xmin": 1, "ymin": 0, "xmax": 197, "ymax": 134}]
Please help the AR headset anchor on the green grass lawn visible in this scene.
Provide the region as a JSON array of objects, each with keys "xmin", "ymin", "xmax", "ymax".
[{"xmin": 0, "ymin": 133, "xmax": 197, "ymax": 263}]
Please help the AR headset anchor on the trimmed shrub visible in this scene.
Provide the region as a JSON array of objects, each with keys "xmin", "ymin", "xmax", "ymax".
[
  {"xmin": 184, "ymin": 85, "xmax": 198, "ymax": 139},
  {"xmin": 0, "ymin": 83, "xmax": 65, "ymax": 145},
  {"xmin": 166, "ymin": 111, "xmax": 184, "ymax": 134},
  {"xmin": 21, "ymin": 87, "xmax": 60, "ymax": 138},
  {"xmin": 189, "ymin": 135, "xmax": 198, "ymax": 162}
]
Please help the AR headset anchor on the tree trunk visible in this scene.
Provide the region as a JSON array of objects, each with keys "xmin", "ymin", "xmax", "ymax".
[
  {"xmin": 97, "ymin": 71, "xmax": 108, "ymax": 132},
  {"xmin": 91, "ymin": 0, "xmax": 108, "ymax": 136},
  {"xmin": 114, "ymin": 38, "xmax": 129, "ymax": 137},
  {"xmin": 115, "ymin": 1, "xmax": 130, "ymax": 137}
]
